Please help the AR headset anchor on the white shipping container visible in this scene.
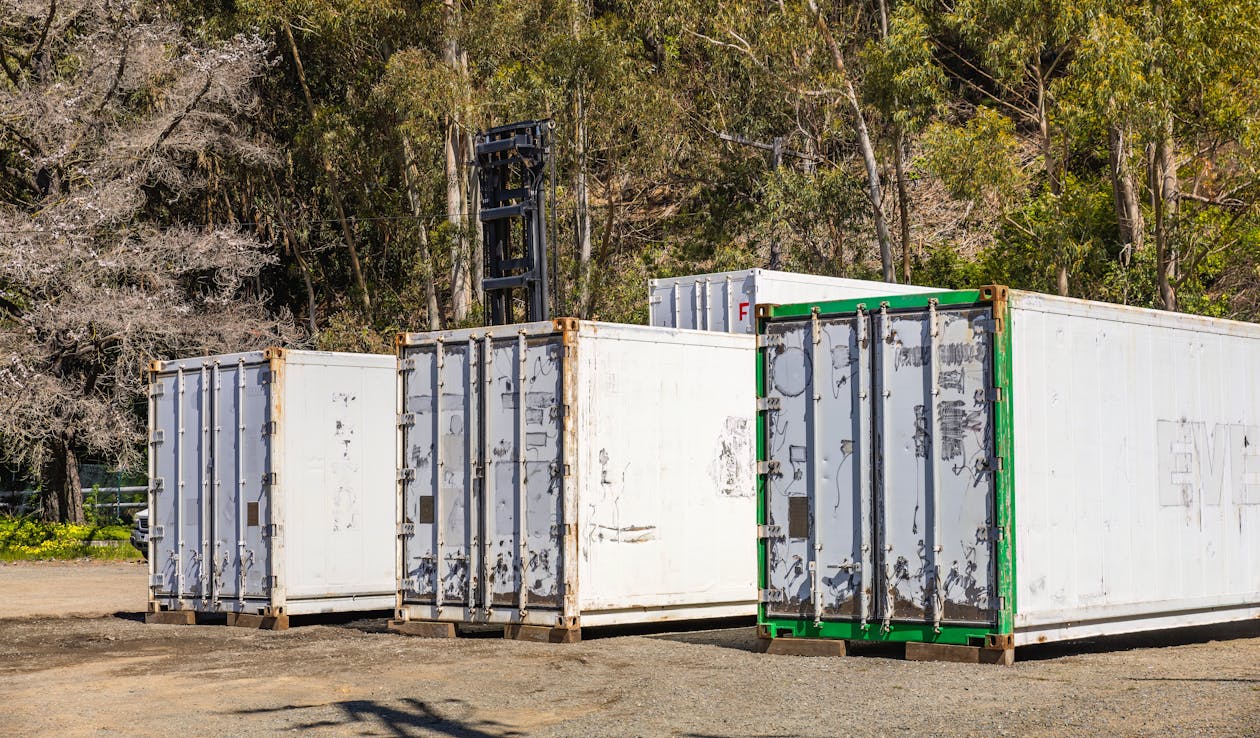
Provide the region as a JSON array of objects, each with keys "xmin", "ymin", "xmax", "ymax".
[
  {"xmin": 146, "ymin": 349, "xmax": 397, "ymax": 628},
  {"xmin": 757, "ymin": 287, "xmax": 1260, "ymax": 658},
  {"xmin": 394, "ymin": 320, "xmax": 757, "ymax": 639},
  {"xmin": 649, "ymin": 268, "xmax": 940, "ymax": 334}
]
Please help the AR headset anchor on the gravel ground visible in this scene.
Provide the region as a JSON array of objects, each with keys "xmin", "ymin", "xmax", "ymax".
[{"xmin": 0, "ymin": 562, "xmax": 1257, "ymax": 737}]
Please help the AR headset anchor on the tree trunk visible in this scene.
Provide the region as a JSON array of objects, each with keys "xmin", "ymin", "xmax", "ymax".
[
  {"xmin": 1108, "ymin": 125, "xmax": 1144, "ymax": 267},
  {"xmin": 465, "ymin": 125, "xmax": 483, "ymax": 307},
  {"xmin": 282, "ymin": 21, "xmax": 370, "ymax": 314},
  {"xmin": 40, "ymin": 437, "xmax": 83, "ymax": 523},
  {"xmin": 806, "ymin": 0, "xmax": 896, "ymax": 282},
  {"xmin": 1152, "ymin": 118, "xmax": 1179, "ymax": 310},
  {"xmin": 443, "ymin": 1, "xmax": 470, "ymax": 322},
  {"xmin": 894, "ymin": 132, "xmax": 912, "ymax": 282},
  {"xmin": 574, "ymin": 84, "xmax": 593, "ymax": 316},
  {"xmin": 402, "ymin": 135, "xmax": 444, "ymax": 330}
]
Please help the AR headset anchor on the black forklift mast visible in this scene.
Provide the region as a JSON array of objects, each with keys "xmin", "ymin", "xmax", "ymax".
[{"xmin": 475, "ymin": 120, "xmax": 552, "ymax": 325}]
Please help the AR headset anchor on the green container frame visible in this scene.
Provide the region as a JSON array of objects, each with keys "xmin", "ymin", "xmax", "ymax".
[{"xmin": 755, "ymin": 287, "xmax": 1016, "ymax": 647}]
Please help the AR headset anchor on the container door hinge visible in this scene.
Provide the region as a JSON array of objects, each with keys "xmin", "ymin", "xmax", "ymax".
[
  {"xmin": 148, "ymin": 430, "xmax": 164, "ymax": 446},
  {"xmin": 397, "ymin": 468, "xmax": 416, "ymax": 482},
  {"xmin": 150, "ymin": 478, "xmax": 164, "ymax": 494},
  {"xmin": 398, "ymin": 358, "xmax": 416, "ymax": 372},
  {"xmin": 149, "ymin": 384, "xmax": 165, "ymax": 398},
  {"xmin": 757, "ymin": 397, "xmax": 781, "ymax": 412},
  {"xmin": 993, "ymin": 595, "xmax": 1007, "ymax": 611},
  {"xmin": 756, "ymin": 335, "xmax": 783, "ymax": 350},
  {"xmin": 259, "ymin": 370, "xmax": 272, "ymax": 384},
  {"xmin": 757, "ymin": 524, "xmax": 782, "ymax": 540},
  {"xmin": 265, "ymin": 524, "xmax": 278, "ymax": 538},
  {"xmin": 984, "ymin": 456, "xmax": 1005, "ymax": 472},
  {"xmin": 549, "ymin": 462, "xmax": 571, "ymax": 477},
  {"xmin": 269, "ymin": 575, "xmax": 279, "ymax": 590},
  {"xmin": 759, "ymin": 588, "xmax": 785, "ymax": 604},
  {"xmin": 262, "ymin": 421, "xmax": 278, "ymax": 436},
  {"xmin": 757, "ymin": 460, "xmax": 781, "ymax": 476},
  {"xmin": 985, "ymin": 387, "xmax": 1003, "ymax": 403},
  {"xmin": 989, "ymin": 526, "xmax": 1006, "ymax": 542},
  {"xmin": 149, "ymin": 526, "xmax": 164, "ymax": 540},
  {"xmin": 149, "ymin": 574, "xmax": 164, "ymax": 587},
  {"xmin": 474, "ymin": 463, "xmax": 485, "ymax": 479},
  {"xmin": 261, "ymin": 472, "xmax": 277, "ymax": 486},
  {"xmin": 399, "ymin": 522, "xmax": 415, "ymax": 537},
  {"xmin": 648, "ymin": 295, "xmax": 662, "ymax": 305},
  {"xmin": 398, "ymin": 413, "xmax": 416, "ymax": 428}
]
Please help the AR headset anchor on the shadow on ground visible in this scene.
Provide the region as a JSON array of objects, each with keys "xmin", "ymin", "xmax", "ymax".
[
  {"xmin": 1015, "ymin": 619, "xmax": 1260, "ymax": 661},
  {"xmin": 231, "ymin": 697, "xmax": 525, "ymax": 737}
]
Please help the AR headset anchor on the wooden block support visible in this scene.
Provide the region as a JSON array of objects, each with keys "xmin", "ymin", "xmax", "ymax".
[
  {"xmin": 227, "ymin": 612, "xmax": 289, "ymax": 630},
  {"xmin": 388, "ymin": 619, "xmax": 458, "ymax": 639},
  {"xmin": 760, "ymin": 637, "xmax": 847, "ymax": 658},
  {"xmin": 503, "ymin": 624, "xmax": 581, "ymax": 643},
  {"xmin": 145, "ymin": 610, "xmax": 196, "ymax": 626},
  {"xmin": 905, "ymin": 641, "xmax": 1014, "ymax": 666}
]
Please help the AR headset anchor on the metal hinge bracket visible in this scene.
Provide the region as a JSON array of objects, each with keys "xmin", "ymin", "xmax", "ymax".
[
  {"xmin": 148, "ymin": 430, "xmax": 164, "ymax": 446},
  {"xmin": 989, "ymin": 526, "xmax": 1006, "ymax": 542},
  {"xmin": 399, "ymin": 522, "xmax": 415, "ymax": 537},
  {"xmin": 262, "ymin": 421, "xmax": 278, "ymax": 436},
  {"xmin": 648, "ymin": 295, "xmax": 662, "ymax": 305},
  {"xmin": 756, "ymin": 334, "xmax": 783, "ymax": 350},
  {"xmin": 149, "ymin": 384, "xmax": 165, "ymax": 398},
  {"xmin": 398, "ymin": 358, "xmax": 416, "ymax": 371},
  {"xmin": 985, "ymin": 387, "xmax": 1003, "ymax": 403},
  {"xmin": 757, "ymin": 397, "xmax": 781, "ymax": 412},
  {"xmin": 149, "ymin": 526, "xmax": 164, "ymax": 540},
  {"xmin": 261, "ymin": 472, "xmax": 277, "ymax": 486},
  {"xmin": 759, "ymin": 588, "xmax": 785, "ymax": 604},
  {"xmin": 398, "ymin": 413, "xmax": 416, "ymax": 428},
  {"xmin": 757, "ymin": 460, "xmax": 781, "ymax": 476},
  {"xmin": 397, "ymin": 468, "xmax": 416, "ymax": 481},
  {"xmin": 986, "ymin": 455, "xmax": 1005, "ymax": 472},
  {"xmin": 150, "ymin": 478, "xmax": 163, "ymax": 494},
  {"xmin": 757, "ymin": 524, "xmax": 782, "ymax": 539},
  {"xmin": 149, "ymin": 574, "xmax": 164, "ymax": 587}
]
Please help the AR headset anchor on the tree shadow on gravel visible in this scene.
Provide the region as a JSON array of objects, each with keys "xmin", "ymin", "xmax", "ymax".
[{"xmin": 232, "ymin": 697, "xmax": 523, "ymax": 737}]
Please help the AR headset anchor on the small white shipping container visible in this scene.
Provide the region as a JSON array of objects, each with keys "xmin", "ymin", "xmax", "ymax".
[
  {"xmin": 146, "ymin": 349, "xmax": 397, "ymax": 628},
  {"xmin": 393, "ymin": 320, "xmax": 757, "ymax": 639},
  {"xmin": 757, "ymin": 287, "xmax": 1260, "ymax": 659},
  {"xmin": 649, "ymin": 268, "xmax": 940, "ymax": 334}
]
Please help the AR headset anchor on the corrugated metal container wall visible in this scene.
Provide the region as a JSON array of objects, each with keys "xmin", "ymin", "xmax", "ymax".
[
  {"xmin": 147, "ymin": 349, "xmax": 396, "ymax": 625},
  {"xmin": 395, "ymin": 320, "xmax": 757, "ymax": 637},
  {"xmin": 649, "ymin": 269, "xmax": 940, "ymax": 334},
  {"xmin": 756, "ymin": 288, "xmax": 1260, "ymax": 659}
]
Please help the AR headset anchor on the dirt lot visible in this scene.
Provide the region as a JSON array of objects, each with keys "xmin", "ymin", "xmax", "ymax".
[{"xmin": 0, "ymin": 562, "xmax": 1257, "ymax": 737}]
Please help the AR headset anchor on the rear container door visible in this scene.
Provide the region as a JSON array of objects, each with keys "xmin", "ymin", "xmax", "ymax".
[
  {"xmin": 151, "ymin": 366, "xmax": 212, "ymax": 600},
  {"xmin": 762, "ymin": 300, "xmax": 999, "ymax": 630},
  {"xmin": 400, "ymin": 337, "xmax": 479, "ymax": 610},
  {"xmin": 483, "ymin": 333, "xmax": 566, "ymax": 614},
  {"xmin": 213, "ymin": 358, "xmax": 273, "ymax": 602},
  {"xmin": 764, "ymin": 313, "xmax": 873, "ymax": 621},
  {"xmin": 873, "ymin": 304, "xmax": 998, "ymax": 627}
]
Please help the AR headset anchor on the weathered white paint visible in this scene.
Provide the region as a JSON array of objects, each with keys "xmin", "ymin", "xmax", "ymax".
[
  {"xmin": 148, "ymin": 349, "xmax": 396, "ymax": 618},
  {"xmin": 1008, "ymin": 291, "xmax": 1260, "ymax": 645},
  {"xmin": 649, "ymin": 269, "xmax": 939, "ymax": 334},
  {"xmin": 396, "ymin": 321, "xmax": 757, "ymax": 628}
]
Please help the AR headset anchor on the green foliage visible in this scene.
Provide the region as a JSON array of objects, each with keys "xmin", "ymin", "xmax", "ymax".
[
  {"xmin": 921, "ymin": 108, "xmax": 1026, "ymax": 205},
  {"xmin": 0, "ymin": 518, "xmax": 139, "ymax": 561}
]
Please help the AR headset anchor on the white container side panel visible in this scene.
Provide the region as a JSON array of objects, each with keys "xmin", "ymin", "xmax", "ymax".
[
  {"xmin": 280, "ymin": 352, "xmax": 397, "ymax": 602},
  {"xmin": 649, "ymin": 269, "xmax": 940, "ymax": 334},
  {"xmin": 573, "ymin": 323, "xmax": 758, "ymax": 615},
  {"xmin": 1009, "ymin": 294, "xmax": 1260, "ymax": 644}
]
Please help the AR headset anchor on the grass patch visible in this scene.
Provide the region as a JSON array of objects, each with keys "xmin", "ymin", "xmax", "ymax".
[{"xmin": 0, "ymin": 517, "xmax": 142, "ymax": 561}]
